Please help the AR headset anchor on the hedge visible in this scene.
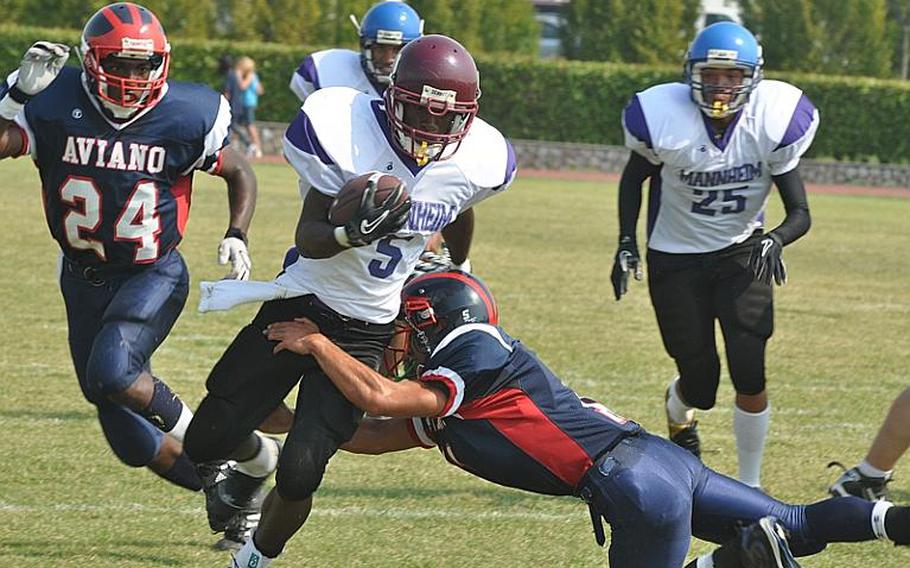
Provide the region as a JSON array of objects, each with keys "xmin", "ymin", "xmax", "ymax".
[{"xmin": 3, "ymin": 24, "xmax": 910, "ymax": 163}]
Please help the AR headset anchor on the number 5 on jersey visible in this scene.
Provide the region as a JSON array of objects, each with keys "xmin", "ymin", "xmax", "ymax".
[{"xmin": 61, "ymin": 176, "xmax": 160, "ymax": 262}]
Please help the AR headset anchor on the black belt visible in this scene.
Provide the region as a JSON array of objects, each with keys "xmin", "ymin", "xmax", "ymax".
[
  {"xmin": 297, "ymin": 294, "xmax": 391, "ymax": 331},
  {"xmin": 63, "ymin": 258, "xmax": 148, "ymax": 285}
]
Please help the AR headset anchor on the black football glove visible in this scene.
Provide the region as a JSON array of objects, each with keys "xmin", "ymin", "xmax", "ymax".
[
  {"xmin": 610, "ymin": 236, "xmax": 642, "ymax": 300},
  {"xmin": 343, "ymin": 180, "xmax": 411, "ymax": 247},
  {"xmin": 749, "ymin": 232, "xmax": 787, "ymax": 286}
]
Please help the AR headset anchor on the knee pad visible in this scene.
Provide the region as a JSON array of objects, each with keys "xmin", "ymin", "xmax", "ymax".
[
  {"xmin": 85, "ymin": 324, "xmax": 144, "ymax": 399},
  {"xmin": 275, "ymin": 432, "xmax": 338, "ymax": 501},
  {"xmin": 677, "ymin": 352, "xmax": 721, "ymax": 410},
  {"xmin": 98, "ymin": 404, "xmax": 163, "ymax": 467},
  {"xmin": 183, "ymin": 395, "xmax": 240, "ymax": 464}
]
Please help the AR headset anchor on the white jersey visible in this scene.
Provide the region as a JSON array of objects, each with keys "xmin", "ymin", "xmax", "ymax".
[
  {"xmin": 623, "ymin": 80, "xmax": 819, "ymax": 254},
  {"xmin": 289, "ymin": 49, "xmax": 381, "ymax": 104},
  {"xmin": 282, "ymin": 87, "xmax": 516, "ymax": 323}
]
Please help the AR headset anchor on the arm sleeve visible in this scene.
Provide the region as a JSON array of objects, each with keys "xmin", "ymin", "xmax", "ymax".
[
  {"xmin": 622, "ymin": 94, "xmax": 661, "ymax": 166},
  {"xmin": 768, "ymin": 93, "xmax": 819, "ymax": 176},
  {"xmin": 289, "ymin": 56, "xmax": 318, "ymax": 103},
  {"xmin": 617, "ymin": 151, "xmax": 659, "ymax": 238},
  {"xmin": 769, "ymin": 166, "xmax": 811, "ymax": 246},
  {"xmin": 282, "ymin": 109, "xmax": 346, "ymax": 198},
  {"xmin": 183, "ymin": 95, "xmax": 231, "ymax": 175}
]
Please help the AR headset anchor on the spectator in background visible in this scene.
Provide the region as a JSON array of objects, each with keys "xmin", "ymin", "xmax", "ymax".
[{"xmin": 236, "ymin": 56, "xmax": 264, "ymax": 158}]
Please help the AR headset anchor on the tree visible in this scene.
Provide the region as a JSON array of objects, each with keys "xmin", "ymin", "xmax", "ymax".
[
  {"xmin": 813, "ymin": 0, "xmax": 891, "ymax": 77},
  {"xmin": 478, "ymin": 0, "xmax": 539, "ymax": 56},
  {"xmin": 562, "ymin": 0, "xmax": 698, "ymax": 63},
  {"xmin": 740, "ymin": 0, "xmax": 821, "ymax": 72}
]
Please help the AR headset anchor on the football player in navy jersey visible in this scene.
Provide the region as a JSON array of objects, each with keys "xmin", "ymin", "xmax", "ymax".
[
  {"xmin": 256, "ymin": 272, "xmax": 910, "ymax": 568},
  {"xmin": 0, "ymin": 1, "xmax": 274, "ymax": 549}
]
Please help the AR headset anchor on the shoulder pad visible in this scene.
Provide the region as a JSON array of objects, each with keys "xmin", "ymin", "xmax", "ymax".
[
  {"xmin": 449, "ymin": 118, "xmax": 515, "ymax": 189},
  {"xmin": 300, "ymin": 88, "xmax": 386, "ymax": 174},
  {"xmin": 751, "ymin": 80, "xmax": 813, "ymax": 145},
  {"xmin": 633, "ymin": 83, "xmax": 701, "ymax": 152}
]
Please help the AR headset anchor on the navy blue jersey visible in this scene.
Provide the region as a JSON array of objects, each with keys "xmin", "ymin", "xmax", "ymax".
[
  {"xmin": 410, "ymin": 324, "xmax": 641, "ymax": 496},
  {"xmin": 2, "ymin": 66, "xmax": 231, "ymax": 266}
]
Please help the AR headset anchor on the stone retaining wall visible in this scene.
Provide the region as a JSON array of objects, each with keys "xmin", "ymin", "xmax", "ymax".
[{"xmin": 251, "ymin": 122, "xmax": 910, "ymax": 188}]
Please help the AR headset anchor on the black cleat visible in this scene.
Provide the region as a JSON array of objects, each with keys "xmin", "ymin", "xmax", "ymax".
[
  {"xmin": 827, "ymin": 461, "xmax": 892, "ymax": 501},
  {"xmin": 669, "ymin": 420, "xmax": 702, "ymax": 458},
  {"xmin": 740, "ymin": 516, "xmax": 802, "ymax": 568},
  {"xmin": 203, "ymin": 462, "xmax": 270, "ymax": 533},
  {"xmin": 213, "ymin": 486, "xmax": 265, "ymax": 551}
]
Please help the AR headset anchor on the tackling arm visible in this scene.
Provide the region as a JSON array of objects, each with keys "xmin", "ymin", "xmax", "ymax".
[
  {"xmin": 266, "ymin": 319, "xmax": 450, "ymax": 417},
  {"xmin": 768, "ymin": 166, "xmax": 811, "ymax": 245},
  {"xmin": 341, "ymin": 417, "xmax": 424, "ymax": 455},
  {"xmin": 441, "ymin": 208, "xmax": 475, "ymax": 266}
]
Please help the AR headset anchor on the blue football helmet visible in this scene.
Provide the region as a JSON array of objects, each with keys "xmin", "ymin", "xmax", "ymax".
[
  {"xmin": 684, "ymin": 22, "xmax": 763, "ymax": 119},
  {"xmin": 350, "ymin": 1, "xmax": 424, "ymax": 86}
]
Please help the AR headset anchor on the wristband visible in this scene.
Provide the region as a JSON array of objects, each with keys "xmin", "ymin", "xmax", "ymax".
[
  {"xmin": 333, "ymin": 226, "xmax": 351, "ymax": 248},
  {"xmin": 224, "ymin": 227, "xmax": 247, "ymax": 244}
]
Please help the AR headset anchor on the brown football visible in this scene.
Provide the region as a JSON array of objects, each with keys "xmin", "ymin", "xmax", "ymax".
[{"xmin": 328, "ymin": 172, "xmax": 409, "ymax": 226}]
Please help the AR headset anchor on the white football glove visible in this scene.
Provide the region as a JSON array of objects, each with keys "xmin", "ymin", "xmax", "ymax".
[
  {"xmin": 16, "ymin": 42, "xmax": 70, "ymax": 96},
  {"xmin": 218, "ymin": 237, "xmax": 252, "ymax": 281}
]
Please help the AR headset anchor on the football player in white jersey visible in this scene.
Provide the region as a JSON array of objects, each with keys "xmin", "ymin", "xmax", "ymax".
[
  {"xmin": 289, "ymin": 1, "xmax": 423, "ymax": 103},
  {"xmin": 610, "ymin": 22, "xmax": 818, "ymax": 489},
  {"xmin": 183, "ymin": 35, "xmax": 516, "ymax": 566}
]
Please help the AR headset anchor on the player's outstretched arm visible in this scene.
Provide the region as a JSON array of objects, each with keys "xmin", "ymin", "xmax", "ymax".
[
  {"xmin": 1, "ymin": 42, "xmax": 70, "ymax": 159},
  {"xmin": 442, "ymin": 208, "xmax": 475, "ymax": 267},
  {"xmin": 341, "ymin": 417, "xmax": 424, "ymax": 455},
  {"xmin": 213, "ymin": 146, "xmax": 257, "ymax": 279},
  {"xmin": 265, "ymin": 318, "xmax": 450, "ymax": 418}
]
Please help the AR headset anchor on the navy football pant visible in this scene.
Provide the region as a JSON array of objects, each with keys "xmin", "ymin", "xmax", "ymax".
[
  {"xmin": 580, "ymin": 432, "xmax": 875, "ymax": 567},
  {"xmin": 60, "ymin": 250, "xmax": 189, "ymax": 467}
]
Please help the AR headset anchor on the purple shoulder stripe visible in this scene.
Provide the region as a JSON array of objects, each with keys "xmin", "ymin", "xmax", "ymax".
[
  {"xmin": 296, "ymin": 56, "xmax": 320, "ymax": 90},
  {"xmin": 775, "ymin": 93, "xmax": 816, "ymax": 150},
  {"xmin": 623, "ymin": 95, "xmax": 652, "ymax": 148},
  {"xmin": 285, "ymin": 110, "xmax": 332, "ymax": 165},
  {"xmin": 503, "ymin": 139, "xmax": 517, "ymax": 185}
]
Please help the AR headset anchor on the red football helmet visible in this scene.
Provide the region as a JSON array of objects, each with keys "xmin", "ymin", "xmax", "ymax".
[
  {"xmin": 384, "ymin": 35, "xmax": 480, "ymax": 165},
  {"xmin": 80, "ymin": 2, "xmax": 170, "ymax": 119}
]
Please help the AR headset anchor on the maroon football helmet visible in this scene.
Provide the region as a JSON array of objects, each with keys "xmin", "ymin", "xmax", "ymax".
[{"xmin": 384, "ymin": 35, "xmax": 480, "ymax": 165}]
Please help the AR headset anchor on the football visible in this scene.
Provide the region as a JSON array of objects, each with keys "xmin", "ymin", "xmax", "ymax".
[{"xmin": 328, "ymin": 172, "xmax": 409, "ymax": 226}]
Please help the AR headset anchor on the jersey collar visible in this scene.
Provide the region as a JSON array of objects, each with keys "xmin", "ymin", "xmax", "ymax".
[{"xmin": 701, "ymin": 108, "xmax": 743, "ymax": 152}]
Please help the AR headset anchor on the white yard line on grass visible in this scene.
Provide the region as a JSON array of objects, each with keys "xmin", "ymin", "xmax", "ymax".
[{"xmin": 0, "ymin": 502, "xmax": 579, "ymax": 523}]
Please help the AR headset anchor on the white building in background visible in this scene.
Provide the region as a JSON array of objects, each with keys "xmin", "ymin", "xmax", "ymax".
[
  {"xmin": 697, "ymin": 0, "xmax": 742, "ymax": 29},
  {"xmin": 530, "ymin": 0, "xmax": 742, "ymax": 59}
]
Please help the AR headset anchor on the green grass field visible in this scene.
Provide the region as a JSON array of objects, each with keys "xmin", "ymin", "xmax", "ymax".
[{"xmin": 1, "ymin": 158, "xmax": 909, "ymax": 567}]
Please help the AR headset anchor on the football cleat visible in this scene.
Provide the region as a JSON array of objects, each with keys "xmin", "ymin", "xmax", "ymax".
[
  {"xmin": 739, "ymin": 516, "xmax": 802, "ymax": 568},
  {"xmin": 827, "ymin": 461, "xmax": 892, "ymax": 501},
  {"xmin": 665, "ymin": 386, "xmax": 701, "ymax": 458},
  {"xmin": 203, "ymin": 462, "xmax": 270, "ymax": 533},
  {"xmin": 213, "ymin": 486, "xmax": 265, "ymax": 551}
]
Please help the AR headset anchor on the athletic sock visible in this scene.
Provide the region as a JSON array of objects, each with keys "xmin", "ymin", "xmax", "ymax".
[
  {"xmin": 667, "ymin": 377, "xmax": 695, "ymax": 424},
  {"xmin": 233, "ymin": 532, "xmax": 275, "ymax": 567},
  {"xmin": 140, "ymin": 377, "xmax": 192, "ymax": 442},
  {"xmin": 235, "ymin": 434, "xmax": 280, "ymax": 478},
  {"xmin": 156, "ymin": 451, "xmax": 203, "ymax": 491},
  {"xmin": 733, "ymin": 403, "xmax": 770, "ymax": 487},
  {"xmin": 858, "ymin": 459, "xmax": 892, "ymax": 479}
]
